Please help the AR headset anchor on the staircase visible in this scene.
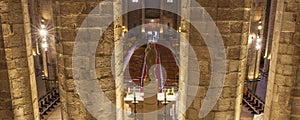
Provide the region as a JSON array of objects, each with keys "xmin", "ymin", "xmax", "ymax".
[
  {"xmin": 128, "ymin": 44, "xmax": 179, "ymax": 87},
  {"xmin": 38, "ymin": 88, "xmax": 60, "ymax": 119},
  {"xmin": 242, "ymin": 89, "xmax": 265, "ymax": 114}
]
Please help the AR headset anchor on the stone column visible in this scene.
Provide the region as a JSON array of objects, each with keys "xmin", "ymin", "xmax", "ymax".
[
  {"xmin": 0, "ymin": 0, "xmax": 40, "ymax": 119},
  {"xmin": 54, "ymin": 0, "xmax": 117, "ymax": 119},
  {"xmin": 264, "ymin": 0, "xmax": 300, "ymax": 119},
  {"xmin": 114, "ymin": 0, "xmax": 124, "ymax": 119},
  {"xmin": 291, "ymin": 2, "xmax": 300, "ymax": 119},
  {"xmin": 177, "ymin": 0, "xmax": 190, "ymax": 119},
  {"xmin": 186, "ymin": 0, "xmax": 251, "ymax": 119},
  {"xmin": 0, "ymin": 16, "xmax": 13, "ymax": 120}
]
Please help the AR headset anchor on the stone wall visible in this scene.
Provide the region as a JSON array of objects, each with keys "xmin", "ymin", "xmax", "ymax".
[
  {"xmin": 291, "ymin": 1, "xmax": 300, "ymax": 119},
  {"xmin": 264, "ymin": 0, "xmax": 300, "ymax": 119},
  {"xmin": 53, "ymin": 0, "xmax": 118, "ymax": 119},
  {"xmin": 0, "ymin": 0, "xmax": 40, "ymax": 119},
  {"xmin": 186, "ymin": 0, "xmax": 251, "ymax": 119},
  {"xmin": 0, "ymin": 15, "xmax": 14, "ymax": 119}
]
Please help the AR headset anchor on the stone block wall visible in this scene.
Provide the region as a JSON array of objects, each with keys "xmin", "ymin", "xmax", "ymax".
[
  {"xmin": 264, "ymin": 0, "xmax": 300, "ymax": 119},
  {"xmin": 0, "ymin": 16, "xmax": 14, "ymax": 119},
  {"xmin": 53, "ymin": 0, "xmax": 119, "ymax": 119},
  {"xmin": 186, "ymin": 0, "xmax": 251, "ymax": 119},
  {"xmin": 291, "ymin": 1, "xmax": 300, "ymax": 119},
  {"xmin": 0, "ymin": 0, "xmax": 40, "ymax": 119}
]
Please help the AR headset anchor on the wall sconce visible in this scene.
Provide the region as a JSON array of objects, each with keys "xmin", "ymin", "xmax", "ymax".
[
  {"xmin": 177, "ymin": 27, "xmax": 182, "ymax": 33},
  {"xmin": 248, "ymin": 34, "xmax": 255, "ymax": 44},
  {"xmin": 41, "ymin": 42, "xmax": 48, "ymax": 51},
  {"xmin": 257, "ymin": 19, "xmax": 262, "ymax": 30},
  {"xmin": 39, "ymin": 19, "xmax": 49, "ymax": 51},
  {"xmin": 255, "ymin": 43, "xmax": 261, "ymax": 50},
  {"xmin": 39, "ymin": 29, "xmax": 48, "ymax": 36}
]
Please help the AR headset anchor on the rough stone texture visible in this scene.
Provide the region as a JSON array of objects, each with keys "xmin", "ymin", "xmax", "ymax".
[
  {"xmin": 290, "ymin": 1, "xmax": 300, "ymax": 120},
  {"xmin": 0, "ymin": 0, "xmax": 40, "ymax": 119},
  {"xmin": 53, "ymin": 0, "xmax": 118, "ymax": 119},
  {"xmin": 186, "ymin": 0, "xmax": 251, "ymax": 119},
  {"xmin": 0, "ymin": 16, "xmax": 14, "ymax": 120},
  {"xmin": 264, "ymin": 0, "xmax": 300, "ymax": 119},
  {"xmin": 113, "ymin": 0, "xmax": 123, "ymax": 119},
  {"xmin": 1, "ymin": 0, "xmax": 300, "ymax": 119},
  {"xmin": 246, "ymin": 0, "xmax": 268, "ymax": 80}
]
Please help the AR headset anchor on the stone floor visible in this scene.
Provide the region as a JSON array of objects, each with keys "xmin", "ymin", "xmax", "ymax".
[
  {"xmin": 240, "ymin": 106, "xmax": 254, "ymax": 120},
  {"xmin": 45, "ymin": 104, "xmax": 62, "ymax": 120},
  {"xmin": 255, "ymin": 74, "xmax": 268, "ymax": 101},
  {"xmin": 44, "ymin": 103, "xmax": 255, "ymax": 120}
]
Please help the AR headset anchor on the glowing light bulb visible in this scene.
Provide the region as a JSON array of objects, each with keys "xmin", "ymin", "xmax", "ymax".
[
  {"xmin": 42, "ymin": 37, "xmax": 47, "ymax": 42},
  {"xmin": 41, "ymin": 24, "xmax": 46, "ymax": 29},
  {"xmin": 39, "ymin": 29, "xmax": 48, "ymax": 36},
  {"xmin": 178, "ymin": 27, "xmax": 182, "ymax": 33},
  {"xmin": 255, "ymin": 44, "xmax": 261, "ymax": 50},
  {"xmin": 42, "ymin": 42, "xmax": 48, "ymax": 49},
  {"xmin": 256, "ymin": 37, "xmax": 261, "ymax": 42},
  {"xmin": 258, "ymin": 25, "xmax": 262, "ymax": 30}
]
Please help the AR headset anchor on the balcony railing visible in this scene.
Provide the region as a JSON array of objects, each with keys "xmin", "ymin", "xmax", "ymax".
[
  {"xmin": 38, "ymin": 88, "xmax": 60, "ymax": 119},
  {"xmin": 243, "ymin": 89, "xmax": 265, "ymax": 114}
]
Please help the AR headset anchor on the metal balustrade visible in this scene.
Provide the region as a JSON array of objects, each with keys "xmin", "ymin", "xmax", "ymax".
[
  {"xmin": 38, "ymin": 88, "xmax": 60, "ymax": 119},
  {"xmin": 243, "ymin": 89, "xmax": 265, "ymax": 114}
]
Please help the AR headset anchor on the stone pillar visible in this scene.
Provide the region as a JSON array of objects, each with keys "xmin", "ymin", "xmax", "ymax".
[
  {"xmin": 186, "ymin": 0, "xmax": 251, "ymax": 119},
  {"xmin": 291, "ymin": 2, "xmax": 300, "ymax": 119},
  {"xmin": 114, "ymin": 0, "xmax": 124, "ymax": 119},
  {"xmin": 178, "ymin": 36, "xmax": 189, "ymax": 120},
  {"xmin": 0, "ymin": 16, "xmax": 13, "ymax": 120},
  {"xmin": 0, "ymin": 0, "xmax": 40, "ymax": 119},
  {"xmin": 177, "ymin": 0, "xmax": 190, "ymax": 119},
  {"xmin": 263, "ymin": 0, "xmax": 277, "ymax": 73},
  {"xmin": 264, "ymin": 0, "xmax": 300, "ymax": 119},
  {"xmin": 54, "ymin": 0, "xmax": 117, "ymax": 119}
]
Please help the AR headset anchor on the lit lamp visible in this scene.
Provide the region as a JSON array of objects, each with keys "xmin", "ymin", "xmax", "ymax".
[
  {"xmin": 177, "ymin": 27, "xmax": 182, "ymax": 33},
  {"xmin": 254, "ymin": 20, "xmax": 262, "ymax": 80},
  {"xmin": 41, "ymin": 42, "xmax": 48, "ymax": 51},
  {"xmin": 39, "ymin": 19, "xmax": 48, "ymax": 51},
  {"xmin": 257, "ymin": 20, "xmax": 262, "ymax": 30},
  {"xmin": 39, "ymin": 19, "xmax": 50, "ymax": 91}
]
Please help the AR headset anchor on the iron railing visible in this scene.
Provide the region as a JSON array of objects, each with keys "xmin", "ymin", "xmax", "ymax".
[{"xmin": 38, "ymin": 88, "xmax": 60, "ymax": 119}]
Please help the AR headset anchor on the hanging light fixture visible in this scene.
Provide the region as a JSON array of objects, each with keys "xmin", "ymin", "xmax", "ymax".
[
  {"xmin": 257, "ymin": 19, "xmax": 262, "ymax": 30},
  {"xmin": 255, "ymin": 43, "xmax": 261, "ymax": 50},
  {"xmin": 39, "ymin": 19, "xmax": 49, "ymax": 51},
  {"xmin": 39, "ymin": 29, "xmax": 48, "ymax": 36},
  {"xmin": 256, "ymin": 19, "xmax": 262, "ymax": 50},
  {"xmin": 256, "ymin": 35, "xmax": 261, "ymax": 42}
]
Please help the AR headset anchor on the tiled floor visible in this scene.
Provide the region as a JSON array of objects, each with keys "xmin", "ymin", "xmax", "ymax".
[{"xmin": 46, "ymin": 105, "xmax": 62, "ymax": 120}]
